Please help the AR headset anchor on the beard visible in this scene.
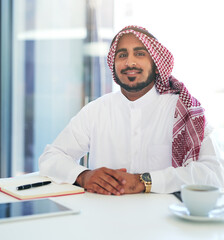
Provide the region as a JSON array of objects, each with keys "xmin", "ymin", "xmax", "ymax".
[{"xmin": 114, "ymin": 66, "xmax": 157, "ymax": 92}]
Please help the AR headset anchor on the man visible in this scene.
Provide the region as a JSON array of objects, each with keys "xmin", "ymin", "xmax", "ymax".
[{"xmin": 39, "ymin": 26, "xmax": 224, "ymax": 195}]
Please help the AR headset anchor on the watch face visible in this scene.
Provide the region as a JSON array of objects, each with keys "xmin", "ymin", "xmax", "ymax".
[{"xmin": 142, "ymin": 173, "xmax": 151, "ymax": 182}]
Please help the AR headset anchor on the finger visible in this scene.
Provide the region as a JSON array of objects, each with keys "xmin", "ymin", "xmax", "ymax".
[
  {"xmin": 98, "ymin": 170, "xmax": 125, "ymax": 194},
  {"xmin": 86, "ymin": 169, "xmax": 123, "ymax": 195},
  {"xmin": 86, "ymin": 189, "xmax": 95, "ymax": 193},
  {"xmin": 82, "ymin": 167, "xmax": 125, "ymax": 195},
  {"xmin": 97, "ymin": 177, "xmax": 122, "ymax": 195},
  {"xmin": 83, "ymin": 174, "xmax": 115, "ymax": 195},
  {"xmin": 117, "ymin": 168, "xmax": 127, "ymax": 172},
  {"xmin": 103, "ymin": 167, "xmax": 127, "ymax": 185},
  {"xmin": 91, "ymin": 183, "xmax": 112, "ymax": 195}
]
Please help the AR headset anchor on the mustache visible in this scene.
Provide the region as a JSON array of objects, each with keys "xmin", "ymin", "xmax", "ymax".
[{"xmin": 120, "ymin": 67, "xmax": 143, "ymax": 74}]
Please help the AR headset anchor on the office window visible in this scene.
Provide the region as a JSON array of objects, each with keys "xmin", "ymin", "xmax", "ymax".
[
  {"xmin": 11, "ymin": 0, "xmax": 113, "ymax": 176},
  {"xmin": 1, "ymin": 0, "xmax": 223, "ymax": 178}
]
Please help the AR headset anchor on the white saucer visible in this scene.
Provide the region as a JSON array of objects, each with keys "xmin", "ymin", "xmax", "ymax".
[{"xmin": 169, "ymin": 203, "xmax": 224, "ymax": 222}]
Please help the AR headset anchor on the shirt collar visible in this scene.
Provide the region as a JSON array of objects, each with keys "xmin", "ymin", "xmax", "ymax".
[{"xmin": 119, "ymin": 86, "xmax": 159, "ymax": 109}]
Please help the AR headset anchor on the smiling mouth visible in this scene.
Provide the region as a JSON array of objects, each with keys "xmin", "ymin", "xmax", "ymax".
[
  {"xmin": 121, "ymin": 67, "xmax": 143, "ymax": 75},
  {"xmin": 125, "ymin": 71, "xmax": 141, "ymax": 76}
]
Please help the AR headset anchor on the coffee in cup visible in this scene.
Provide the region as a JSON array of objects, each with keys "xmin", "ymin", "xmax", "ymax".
[{"xmin": 181, "ymin": 184, "xmax": 222, "ymax": 216}]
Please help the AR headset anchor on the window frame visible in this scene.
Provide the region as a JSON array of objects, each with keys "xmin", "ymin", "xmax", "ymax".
[{"xmin": 0, "ymin": 0, "xmax": 13, "ymax": 178}]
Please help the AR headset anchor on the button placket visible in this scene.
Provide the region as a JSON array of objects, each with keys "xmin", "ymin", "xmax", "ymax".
[{"xmin": 130, "ymin": 107, "xmax": 142, "ymax": 172}]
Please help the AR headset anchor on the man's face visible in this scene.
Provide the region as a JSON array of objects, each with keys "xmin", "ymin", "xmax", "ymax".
[{"xmin": 114, "ymin": 34, "xmax": 156, "ymax": 93}]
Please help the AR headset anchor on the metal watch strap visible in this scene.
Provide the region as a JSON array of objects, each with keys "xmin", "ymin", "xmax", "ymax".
[
  {"xmin": 140, "ymin": 173, "xmax": 152, "ymax": 193},
  {"xmin": 144, "ymin": 181, "xmax": 152, "ymax": 193}
]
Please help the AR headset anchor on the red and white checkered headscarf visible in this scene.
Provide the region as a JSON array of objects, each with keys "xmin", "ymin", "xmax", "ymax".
[{"xmin": 107, "ymin": 25, "xmax": 205, "ymax": 167}]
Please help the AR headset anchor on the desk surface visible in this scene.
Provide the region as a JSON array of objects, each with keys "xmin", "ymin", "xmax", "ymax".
[{"xmin": 1, "ymin": 187, "xmax": 224, "ymax": 240}]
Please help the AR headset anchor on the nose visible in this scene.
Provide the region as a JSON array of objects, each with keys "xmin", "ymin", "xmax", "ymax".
[{"xmin": 125, "ymin": 54, "xmax": 136, "ymax": 67}]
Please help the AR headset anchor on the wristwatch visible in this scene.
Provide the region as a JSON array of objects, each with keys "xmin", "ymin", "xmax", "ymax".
[{"xmin": 140, "ymin": 172, "xmax": 152, "ymax": 193}]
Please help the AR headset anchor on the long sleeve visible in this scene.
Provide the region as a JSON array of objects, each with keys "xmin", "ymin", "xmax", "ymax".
[
  {"xmin": 38, "ymin": 106, "xmax": 90, "ymax": 184},
  {"xmin": 150, "ymin": 127, "xmax": 224, "ymax": 193},
  {"xmin": 39, "ymin": 90, "xmax": 224, "ymax": 192}
]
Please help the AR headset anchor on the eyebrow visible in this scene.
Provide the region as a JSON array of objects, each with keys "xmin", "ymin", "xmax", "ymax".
[
  {"xmin": 115, "ymin": 48, "xmax": 127, "ymax": 56},
  {"xmin": 115, "ymin": 47, "xmax": 147, "ymax": 55},
  {"xmin": 134, "ymin": 47, "xmax": 147, "ymax": 51}
]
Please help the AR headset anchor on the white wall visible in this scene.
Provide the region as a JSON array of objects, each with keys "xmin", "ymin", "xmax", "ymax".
[{"xmin": 114, "ymin": 0, "xmax": 224, "ymax": 128}]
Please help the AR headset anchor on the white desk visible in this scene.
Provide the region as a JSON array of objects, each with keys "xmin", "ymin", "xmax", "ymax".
[{"xmin": 1, "ymin": 190, "xmax": 224, "ymax": 240}]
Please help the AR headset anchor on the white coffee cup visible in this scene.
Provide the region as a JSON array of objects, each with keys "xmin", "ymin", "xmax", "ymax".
[{"xmin": 181, "ymin": 184, "xmax": 222, "ymax": 216}]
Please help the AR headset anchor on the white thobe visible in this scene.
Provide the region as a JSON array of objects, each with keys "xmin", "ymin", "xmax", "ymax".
[{"xmin": 39, "ymin": 86, "xmax": 224, "ymax": 193}]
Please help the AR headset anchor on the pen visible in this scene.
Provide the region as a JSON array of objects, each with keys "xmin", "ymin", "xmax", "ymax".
[{"xmin": 16, "ymin": 181, "xmax": 52, "ymax": 190}]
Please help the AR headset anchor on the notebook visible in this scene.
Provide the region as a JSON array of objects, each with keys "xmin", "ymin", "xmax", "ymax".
[{"xmin": 0, "ymin": 173, "xmax": 84, "ymax": 200}]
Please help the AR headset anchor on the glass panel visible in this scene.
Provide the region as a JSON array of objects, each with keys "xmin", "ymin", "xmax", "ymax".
[
  {"xmin": 12, "ymin": 0, "xmax": 86, "ymax": 175},
  {"xmin": 11, "ymin": 0, "xmax": 114, "ymax": 176}
]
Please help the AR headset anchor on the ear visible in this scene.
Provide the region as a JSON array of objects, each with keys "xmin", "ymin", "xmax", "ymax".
[{"xmin": 155, "ymin": 68, "xmax": 159, "ymax": 74}]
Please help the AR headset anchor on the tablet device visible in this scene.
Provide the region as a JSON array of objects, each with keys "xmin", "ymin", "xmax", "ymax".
[{"xmin": 0, "ymin": 199, "xmax": 80, "ymax": 223}]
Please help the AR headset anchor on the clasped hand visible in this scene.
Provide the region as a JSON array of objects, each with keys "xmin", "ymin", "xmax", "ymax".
[{"xmin": 75, "ymin": 167, "xmax": 145, "ymax": 195}]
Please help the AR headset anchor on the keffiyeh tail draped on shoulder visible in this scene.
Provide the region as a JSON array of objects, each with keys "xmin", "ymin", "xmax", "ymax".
[{"xmin": 107, "ymin": 25, "xmax": 206, "ymax": 167}]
